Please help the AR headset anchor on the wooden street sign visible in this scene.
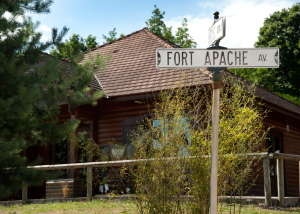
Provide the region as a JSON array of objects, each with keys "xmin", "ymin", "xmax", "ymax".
[
  {"xmin": 208, "ymin": 16, "xmax": 226, "ymax": 46},
  {"xmin": 156, "ymin": 48, "xmax": 279, "ymax": 68}
]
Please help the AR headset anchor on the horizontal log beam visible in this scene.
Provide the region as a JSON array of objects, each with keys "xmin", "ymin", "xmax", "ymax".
[
  {"xmin": 273, "ymin": 153, "xmax": 300, "ymax": 161},
  {"xmin": 28, "ymin": 152, "xmax": 268, "ymax": 171}
]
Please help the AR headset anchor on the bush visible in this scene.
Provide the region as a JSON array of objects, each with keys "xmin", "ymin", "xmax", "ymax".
[{"xmin": 132, "ymin": 74, "xmax": 269, "ymax": 214}]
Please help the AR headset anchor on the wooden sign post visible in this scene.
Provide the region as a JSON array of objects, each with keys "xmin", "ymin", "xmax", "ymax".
[{"xmin": 156, "ymin": 11, "xmax": 279, "ymax": 214}]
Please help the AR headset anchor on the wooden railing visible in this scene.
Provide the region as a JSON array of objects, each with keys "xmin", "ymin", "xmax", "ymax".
[
  {"xmin": 20, "ymin": 152, "xmax": 296, "ymax": 208},
  {"xmin": 272, "ymin": 153, "xmax": 300, "ymax": 207},
  {"xmin": 22, "ymin": 159, "xmax": 139, "ymax": 204}
]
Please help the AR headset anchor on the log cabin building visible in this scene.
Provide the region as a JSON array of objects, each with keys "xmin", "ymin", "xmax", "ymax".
[{"xmin": 22, "ymin": 28, "xmax": 300, "ymax": 199}]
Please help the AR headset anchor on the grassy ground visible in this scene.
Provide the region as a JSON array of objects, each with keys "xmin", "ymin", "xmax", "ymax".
[{"xmin": 1, "ymin": 200, "xmax": 300, "ymax": 214}]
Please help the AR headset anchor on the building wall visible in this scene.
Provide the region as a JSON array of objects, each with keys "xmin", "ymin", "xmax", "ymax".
[
  {"xmin": 13, "ymin": 97, "xmax": 300, "ymax": 199},
  {"xmin": 96, "ymin": 98, "xmax": 300, "ymax": 197},
  {"xmin": 263, "ymin": 114, "xmax": 300, "ymax": 197},
  {"xmin": 97, "ymin": 100, "xmax": 150, "ymax": 147},
  {"xmin": 96, "ymin": 99, "xmax": 150, "ymax": 192},
  {"xmin": 284, "ymin": 131, "xmax": 300, "ymax": 197}
]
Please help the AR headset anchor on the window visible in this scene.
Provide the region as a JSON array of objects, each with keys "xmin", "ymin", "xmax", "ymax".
[
  {"xmin": 122, "ymin": 115, "xmax": 191, "ymax": 157},
  {"xmin": 152, "ymin": 117, "xmax": 191, "ymax": 156}
]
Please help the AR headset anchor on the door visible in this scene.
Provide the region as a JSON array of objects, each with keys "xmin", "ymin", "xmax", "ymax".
[
  {"xmin": 122, "ymin": 115, "xmax": 144, "ymax": 144},
  {"xmin": 267, "ymin": 131, "xmax": 283, "ymax": 196}
]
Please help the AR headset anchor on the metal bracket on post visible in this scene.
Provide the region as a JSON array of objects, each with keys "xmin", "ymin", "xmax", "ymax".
[{"xmin": 207, "ymin": 45, "xmax": 227, "ymax": 89}]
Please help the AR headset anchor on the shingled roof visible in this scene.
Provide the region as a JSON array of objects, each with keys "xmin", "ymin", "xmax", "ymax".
[
  {"xmin": 81, "ymin": 27, "xmax": 300, "ymax": 116},
  {"xmin": 81, "ymin": 28, "xmax": 211, "ymax": 97}
]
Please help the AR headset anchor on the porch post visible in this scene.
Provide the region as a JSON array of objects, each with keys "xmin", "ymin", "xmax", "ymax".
[
  {"xmin": 68, "ymin": 106, "xmax": 78, "ymax": 179},
  {"xmin": 277, "ymin": 159, "xmax": 285, "ymax": 207},
  {"xmin": 87, "ymin": 120, "xmax": 94, "ymax": 162},
  {"xmin": 263, "ymin": 157, "xmax": 271, "ymax": 207},
  {"xmin": 22, "ymin": 182, "xmax": 28, "ymax": 205},
  {"xmin": 68, "ymin": 114, "xmax": 76, "ymax": 178},
  {"xmin": 87, "ymin": 166, "xmax": 93, "ymax": 201}
]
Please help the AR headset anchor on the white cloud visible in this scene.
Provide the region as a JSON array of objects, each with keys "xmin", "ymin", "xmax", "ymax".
[
  {"xmin": 197, "ymin": 2, "xmax": 216, "ymax": 8},
  {"xmin": 2, "ymin": 12, "xmax": 52, "ymax": 42},
  {"xmin": 3, "ymin": 11, "xmax": 23, "ymax": 22},
  {"xmin": 165, "ymin": 0, "xmax": 295, "ymax": 48},
  {"xmin": 38, "ymin": 24, "xmax": 52, "ymax": 42}
]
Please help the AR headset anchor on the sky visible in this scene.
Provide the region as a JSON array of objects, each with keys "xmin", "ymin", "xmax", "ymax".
[{"xmin": 26, "ymin": 0, "xmax": 298, "ymax": 50}]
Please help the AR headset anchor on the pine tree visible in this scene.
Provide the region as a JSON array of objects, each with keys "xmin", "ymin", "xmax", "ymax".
[{"xmin": 0, "ymin": 0, "xmax": 107, "ymax": 199}]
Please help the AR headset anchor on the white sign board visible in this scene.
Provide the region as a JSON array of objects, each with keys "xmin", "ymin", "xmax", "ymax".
[
  {"xmin": 156, "ymin": 48, "xmax": 279, "ymax": 68},
  {"xmin": 208, "ymin": 17, "xmax": 226, "ymax": 46}
]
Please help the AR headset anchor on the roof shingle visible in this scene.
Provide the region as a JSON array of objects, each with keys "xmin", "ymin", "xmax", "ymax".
[
  {"xmin": 81, "ymin": 28, "xmax": 211, "ymax": 97},
  {"xmin": 81, "ymin": 28, "xmax": 300, "ymax": 116}
]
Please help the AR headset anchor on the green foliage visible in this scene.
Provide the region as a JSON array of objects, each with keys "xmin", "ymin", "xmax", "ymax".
[
  {"xmin": 229, "ymin": 68, "xmax": 300, "ymax": 105},
  {"xmin": 85, "ymin": 34, "xmax": 98, "ymax": 50},
  {"xmin": 1, "ymin": 200, "xmax": 299, "ymax": 213},
  {"xmin": 174, "ymin": 18, "xmax": 197, "ymax": 48},
  {"xmin": 0, "ymin": 1, "xmax": 108, "ymax": 199},
  {"xmin": 102, "ymin": 28, "xmax": 125, "ymax": 44},
  {"xmin": 274, "ymin": 92, "xmax": 300, "ymax": 106},
  {"xmin": 133, "ymin": 76, "xmax": 268, "ymax": 213},
  {"xmin": 50, "ymin": 34, "xmax": 98, "ymax": 58},
  {"xmin": 229, "ymin": 68, "xmax": 277, "ymax": 91},
  {"xmin": 145, "ymin": 5, "xmax": 167, "ymax": 37},
  {"xmin": 254, "ymin": 3, "xmax": 300, "ymax": 99},
  {"xmin": 146, "ymin": 5, "xmax": 197, "ymax": 48},
  {"xmin": 102, "ymin": 28, "xmax": 117, "ymax": 43}
]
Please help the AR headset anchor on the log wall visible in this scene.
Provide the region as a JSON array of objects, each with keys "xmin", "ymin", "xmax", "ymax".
[
  {"xmin": 97, "ymin": 100, "xmax": 150, "ymax": 147},
  {"xmin": 263, "ymin": 114, "xmax": 300, "ymax": 197},
  {"xmin": 96, "ymin": 99, "xmax": 300, "ymax": 197}
]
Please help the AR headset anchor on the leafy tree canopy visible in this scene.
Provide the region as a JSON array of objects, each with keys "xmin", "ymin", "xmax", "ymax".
[
  {"xmin": 50, "ymin": 33, "xmax": 98, "ymax": 58},
  {"xmin": 0, "ymin": 0, "xmax": 107, "ymax": 199},
  {"xmin": 102, "ymin": 28, "xmax": 125, "ymax": 44},
  {"xmin": 146, "ymin": 5, "xmax": 197, "ymax": 48},
  {"xmin": 231, "ymin": 3, "xmax": 300, "ymax": 105}
]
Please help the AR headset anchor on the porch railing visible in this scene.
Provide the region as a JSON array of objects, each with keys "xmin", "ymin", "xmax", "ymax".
[{"xmin": 20, "ymin": 152, "xmax": 295, "ymax": 207}]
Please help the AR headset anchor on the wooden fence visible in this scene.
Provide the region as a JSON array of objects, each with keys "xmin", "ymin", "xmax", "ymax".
[{"xmin": 20, "ymin": 152, "xmax": 297, "ymax": 207}]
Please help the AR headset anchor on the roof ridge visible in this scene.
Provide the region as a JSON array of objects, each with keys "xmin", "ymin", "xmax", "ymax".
[
  {"xmin": 42, "ymin": 52, "xmax": 71, "ymax": 62},
  {"xmin": 82, "ymin": 28, "xmax": 146, "ymax": 55},
  {"xmin": 142, "ymin": 28, "xmax": 181, "ymax": 48},
  {"xmin": 224, "ymin": 69, "xmax": 300, "ymax": 108}
]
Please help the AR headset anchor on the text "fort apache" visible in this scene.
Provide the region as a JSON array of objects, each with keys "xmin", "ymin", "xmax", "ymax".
[{"xmin": 156, "ymin": 48, "xmax": 279, "ymax": 69}]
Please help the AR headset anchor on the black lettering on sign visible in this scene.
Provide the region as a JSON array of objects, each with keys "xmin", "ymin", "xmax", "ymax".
[
  {"xmin": 189, "ymin": 51, "xmax": 194, "ymax": 65},
  {"xmin": 174, "ymin": 52, "xmax": 180, "ymax": 65},
  {"xmin": 243, "ymin": 51, "xmax": 248, "ymax": 65},
  {"xmin": 204, "ymin": 52, "xmax": 211, "ymax": 65},
  {"xmin": 227, "ymin": 51, "xmax": 233, "ymax": 65},
  {"xmin": 213, "ymin": 51, "xmax": 219, "ymax": 65},
  {"xmin": 167, "ymin": 52, "xmax": 172, "ymax": 65},
  {"xmin": 182, "ymin": 52, "xmax": 187, "ymax": 65},
  {"xmin": 235, "ymin": 51, "xmax": 241, "ymax": 65},
  {"xmin": 219, "ymin": 51, "xmax": 226, "ymax": 65},
  {"xmin": 258, "ymin": 54, "xmax": 267, "ymax": 61}
]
